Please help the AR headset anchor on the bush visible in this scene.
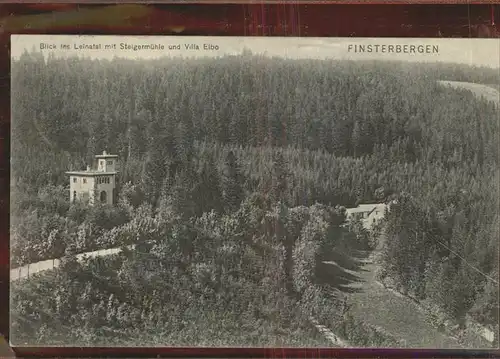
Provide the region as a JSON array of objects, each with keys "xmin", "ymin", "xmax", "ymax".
[{"xmin": 329, "ymin": 312, "xmax": 400, "ymax": 347}]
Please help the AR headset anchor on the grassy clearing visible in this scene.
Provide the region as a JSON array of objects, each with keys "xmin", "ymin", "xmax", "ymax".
[
  {"xmin": 317, "ymin": 238, "xmax": 470, "ymax": 348},
  {"xmin": 438, "ymin": 80, "xmax": 499, "ymax": 106}
]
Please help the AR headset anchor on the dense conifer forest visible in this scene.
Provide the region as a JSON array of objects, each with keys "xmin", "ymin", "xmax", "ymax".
[{"xmin": 9, "ymin": 51, "xmax": 499, "ymax": 347}]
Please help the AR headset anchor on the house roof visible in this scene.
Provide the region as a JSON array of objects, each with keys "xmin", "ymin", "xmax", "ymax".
[
  {"xmin": 95, "ymin": 150, "xmax": 118, "ymax": 159},
  {"xmin": 345, "ymin": 203, "xmax": 386, "ymax": 214}
]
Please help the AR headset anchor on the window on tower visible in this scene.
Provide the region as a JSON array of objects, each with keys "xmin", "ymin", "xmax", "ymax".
[
  {"xmin": 73, "ymin": 177, "xmax": 77, "ymax": 183},
  {"xmin": 107, "ymin": 160, "xmax": 113, "ymax": 165},
  {"xmin": 83, "ymin": 178, "xmax": 87, "ymax": 184}
]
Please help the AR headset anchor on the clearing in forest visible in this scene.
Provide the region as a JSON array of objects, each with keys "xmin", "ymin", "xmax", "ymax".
[
  {"xmin": 317, "ymin": 241, "xmax": 491, "ymax": 349},
  {"xmin": 438, "ymin": 80, "xmax": 500, "ymax": 106}
]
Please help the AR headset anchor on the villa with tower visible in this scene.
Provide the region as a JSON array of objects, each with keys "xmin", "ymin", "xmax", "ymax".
[{"xmin": 66, "ymin": 151, "xmax": 118, "ymax": 205}]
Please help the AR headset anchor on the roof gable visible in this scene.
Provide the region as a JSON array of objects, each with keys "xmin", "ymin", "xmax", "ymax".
[{"xmin": 346, "ymin": 203, "xmax": 386, "ymax": 214}]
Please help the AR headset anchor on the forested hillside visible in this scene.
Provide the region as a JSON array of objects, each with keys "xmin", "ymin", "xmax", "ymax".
[{"xmin": 10, "ymin": 51, "xmax": 499, "ymax": 346}]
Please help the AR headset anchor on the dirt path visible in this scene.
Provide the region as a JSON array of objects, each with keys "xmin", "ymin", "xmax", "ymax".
[
  {"xmin": 317, "ymin": 246, "xmax": 465, "ymax": 348},
  {"xmin": 10, "ymin": 246, "xmax": 130, "ymax": 281}
]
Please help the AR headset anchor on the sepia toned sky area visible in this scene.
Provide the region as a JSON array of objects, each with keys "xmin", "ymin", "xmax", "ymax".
[{"xmin": 11, "ymin": 35, "xmax": 500, "ymax": 69}]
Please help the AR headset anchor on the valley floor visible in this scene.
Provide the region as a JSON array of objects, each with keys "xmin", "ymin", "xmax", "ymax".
[
  {"xmin": 317, "ymin": 243, "xmax": 492, "ymax": 349},
  {"xmin": 10, "ymin": 237, "xmax": 494, "ymax": 348}
]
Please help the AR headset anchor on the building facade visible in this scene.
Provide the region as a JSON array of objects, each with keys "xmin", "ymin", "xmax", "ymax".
[{"xmin": 66, "ymin": 151, "xmax": 118, "ymax": 205}]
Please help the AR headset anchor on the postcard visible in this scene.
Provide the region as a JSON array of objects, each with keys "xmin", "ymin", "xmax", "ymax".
[{"xmin": 9, "ymin": 34, "xmax": 499, "ymax": 348}]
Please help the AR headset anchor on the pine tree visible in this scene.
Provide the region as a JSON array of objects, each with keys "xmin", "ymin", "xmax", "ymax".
[
  {"xmin": 195, "ymin": 154, "xmax": 223, "ymax": 215},
  {"xmin": 142, "ymin": 119, "xmax": 172, "ymax": 206},
  {"xmin": 175, "ymin": 119, "xmax": 194, "ymax": 167},
  {"xmin": 221, "ymin": 151, "xmax": 244, "ymax": 213},
  {"xmin": 270, "ymin": 151, "xmax": 289, "ymax": 205},
  {"xmin": 169, "ymin": 168, "xmax": 196, "ymax": 219}
]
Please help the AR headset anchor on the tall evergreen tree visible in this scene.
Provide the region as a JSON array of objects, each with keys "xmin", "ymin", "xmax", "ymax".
[
  {"xmin": 221, "ymin": 150, "xmax": 244, "ymax": 213},
  {"xmin": 195, "ymin": 154, "xmax": 223, "ymax": 215},
  {"xmin": 270, "ymin": 151, "xmax": 289, "ymax": 205}
]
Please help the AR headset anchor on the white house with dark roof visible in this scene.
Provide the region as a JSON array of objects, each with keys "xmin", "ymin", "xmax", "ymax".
[
  {"xmin": 66, "ymin": 151, "xmax": 118, "ymax": 206},
  {"xmin": 345, "ymin": 203, "xmax": 388, "ymax": 230}
]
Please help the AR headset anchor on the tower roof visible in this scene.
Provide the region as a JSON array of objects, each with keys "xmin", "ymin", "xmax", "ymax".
[
  {"xmin": 95, "ymin": 150, "xmax": 118, "ymax": 159},
  {"xmin": 66, "ymin": 170, "xmax": 117, "ymax": 176}
]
